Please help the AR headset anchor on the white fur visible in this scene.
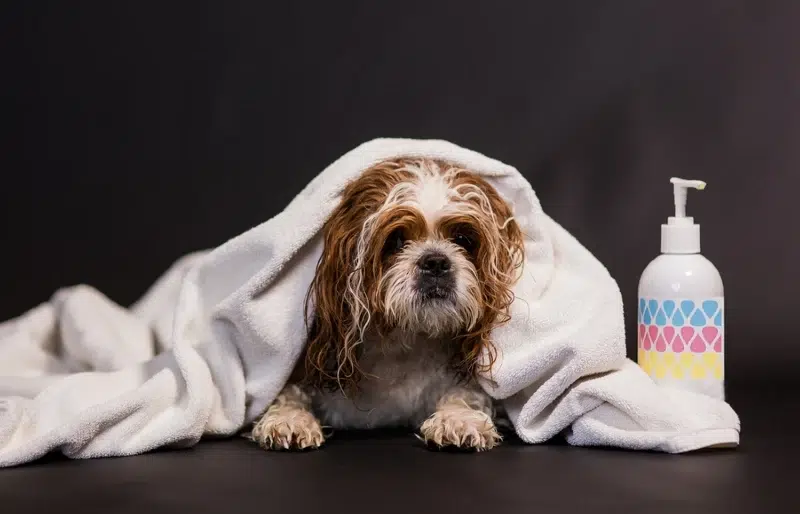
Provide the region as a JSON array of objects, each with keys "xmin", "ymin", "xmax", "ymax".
[
  {"xmin": 346, "ymin": 160, "xmax": 512, "ymax": 347},
  {"xmin": 380, "ymin": 240, "xmax": 481, "ymax": 336},
  {"xmin": 252, "ymin": 159, "xmax": 508, "ymax": 450}
]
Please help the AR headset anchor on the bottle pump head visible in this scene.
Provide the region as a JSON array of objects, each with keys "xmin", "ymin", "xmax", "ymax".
[{"xmin": 661, "ymin": 177, "xmax": 706, "ymax": 254}]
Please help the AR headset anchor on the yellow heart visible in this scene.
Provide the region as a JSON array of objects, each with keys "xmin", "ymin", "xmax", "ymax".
[
  {"xmin": 654, "ymin": 358, "xmax": 667, "ymax": 379},
  {"xmin": 644, "ymin": 352, "xmax": 654, "ymax": 375},
  {"xmin": 671, "ymin": 361, "xmax": 685, "ymax": 379},
  {"xmin": 691, "ymin": 362, "xmax": 707, "ymax": 379},
  {"xmin": 702, "ymin": 352, "xmax": 718, "ymax": 368}
]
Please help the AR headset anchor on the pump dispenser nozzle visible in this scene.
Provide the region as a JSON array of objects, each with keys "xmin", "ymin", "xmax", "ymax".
[
  {"xmin": 671, "ymin": 177, "xmax": 706, "ymax": 218},
  {"xmin": 661, "ymin": 177, "xmax": 706, "ymax": 254}
]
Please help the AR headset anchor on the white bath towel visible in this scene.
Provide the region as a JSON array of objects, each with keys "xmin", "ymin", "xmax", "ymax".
[{"xmin": 0, "ymin": 138, "xmax": 740, "ymax": 467}]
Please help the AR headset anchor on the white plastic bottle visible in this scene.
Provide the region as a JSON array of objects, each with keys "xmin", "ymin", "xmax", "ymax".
[{"xmin": 637, "ymin": 178, "xmax": 725, "ymax": 400}]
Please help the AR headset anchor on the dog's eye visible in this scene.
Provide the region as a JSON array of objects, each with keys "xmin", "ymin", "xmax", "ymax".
[
  {"xmin": 384, "ymin": 229, "xmax": 406, "ymax": 255},
  {"xmin": 453, "ymin": 232, "xmax": 476, "ymax": 253}
]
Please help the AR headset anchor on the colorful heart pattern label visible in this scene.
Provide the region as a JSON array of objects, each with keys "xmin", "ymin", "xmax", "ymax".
[{"xmin": 637, "ymin": 297, "xmax": 724, "ymax": 381}]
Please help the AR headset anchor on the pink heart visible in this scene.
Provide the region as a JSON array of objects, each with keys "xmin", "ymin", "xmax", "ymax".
[
  {"xmin": 655, "ymin": 334, "xmax": 667, "ymax": 352},
  {"xmin": 638, "ymin": 324, "xmax": 646, "ymax": 343},
  {"xmin": 690, "ymin": 334, "xmax": 707, "ymax": 353},
  {"xmin": 642, "ymin": 330, "xmax": 652, "ymax": 350},
  {"xmin": 680, "ymin": 327, "xmax": 695, "ymax": 344},
  {"xmin": 714, "ymin": 337, "xmax": 723, "ymax": 353},
  {"xmin": 672, "ymin": 337, "xmax": 685, "ymax": 353},
  {"xmin": 702, "ymin": 327, "xmax": 719, "ymax": 344},
  {"xmin": 648, "ymin": 325, "xmax": 659, "ymax": 343},
  {"xmin": 663, "ymin": 326, "xmax": 676, "ymax": 344}
]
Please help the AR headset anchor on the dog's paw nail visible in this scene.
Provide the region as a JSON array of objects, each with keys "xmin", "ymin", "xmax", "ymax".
[
  {"xmin": 420, "ymin": 408, "xmax": 500, "ymax": 451},
  {"xmin": 251, "ymin": 410, "xmax": 325, "ymax": 451}
]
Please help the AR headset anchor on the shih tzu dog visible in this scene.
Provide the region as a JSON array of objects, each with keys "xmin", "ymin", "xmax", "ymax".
[{"xmin": 250, "ymin": 158, "xmax": 524, "ymax": 451}]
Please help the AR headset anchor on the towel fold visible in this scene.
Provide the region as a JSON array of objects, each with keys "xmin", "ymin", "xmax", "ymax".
[{"xmin": 0, "ymin": 138, "xmax": 739, "ymax": 467}]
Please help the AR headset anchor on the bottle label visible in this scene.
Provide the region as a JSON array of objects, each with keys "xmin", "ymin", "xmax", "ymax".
[{"xmin": 637, "ymin": 297, "xmax": 724, "ymax": 382}]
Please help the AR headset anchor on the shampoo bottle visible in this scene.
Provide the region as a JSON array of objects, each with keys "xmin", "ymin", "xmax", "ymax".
[{"xmin": 637, "ymin": 178, "xmax": 724, "ymax": 400}]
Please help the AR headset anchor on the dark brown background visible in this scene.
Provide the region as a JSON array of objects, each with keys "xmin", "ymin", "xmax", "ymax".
[{"xmin": 2, "ymin": 1, "xmax": 797, "ymax": 387}]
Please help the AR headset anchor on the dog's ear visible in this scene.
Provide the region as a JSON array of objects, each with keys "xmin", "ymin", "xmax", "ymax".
[
  {"xmin": 451, "ymin": 175, "xmax": 525, "ymax": 382},
  {"xmin": 303, "ymin": 195, "xmax": 364, "ymax": 391},
  {"xmin": 302, "ymin": 161, "xmax": 409, "ymax": 391}
]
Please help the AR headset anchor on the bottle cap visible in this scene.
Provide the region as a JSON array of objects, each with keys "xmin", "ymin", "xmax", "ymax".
[{"xmin": 661, "ymin": 177, "xmax": 706, "ymax": 254}]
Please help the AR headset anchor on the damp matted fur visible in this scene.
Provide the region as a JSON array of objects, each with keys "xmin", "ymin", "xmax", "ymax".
[{"xmin": 249, "ymin": 158, "xmax": 524, "ymax": 451}]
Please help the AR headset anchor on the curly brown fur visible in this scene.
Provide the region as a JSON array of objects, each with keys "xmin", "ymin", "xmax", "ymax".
[
  {"xmin": 302, "ymin": 159, "xmax": 523, "ymax": 392},
  {"xmin": 253, "ymin": 158, "xmax": 524, "ymax": 451}
]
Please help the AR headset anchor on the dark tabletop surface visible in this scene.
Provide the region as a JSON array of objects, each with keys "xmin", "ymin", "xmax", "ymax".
[{"xmin": 1, "ymin": 386, "xmax": 793, "ymax": 514}]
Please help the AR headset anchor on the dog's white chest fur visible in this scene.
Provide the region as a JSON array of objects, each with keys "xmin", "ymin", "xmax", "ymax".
[{"xmin": 310, "ymin": 333, "xmax": 471, "ymax": 429}]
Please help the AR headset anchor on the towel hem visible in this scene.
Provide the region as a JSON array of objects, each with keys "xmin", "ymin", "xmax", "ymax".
[{"xmin": 665, "ymin": 428, "xmax": 740, "ymax": 453}]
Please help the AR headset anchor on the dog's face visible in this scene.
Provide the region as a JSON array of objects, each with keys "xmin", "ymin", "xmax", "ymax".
[{"xmin": 304, "ymin": 159, "xmax": 524, "ymax": 389}]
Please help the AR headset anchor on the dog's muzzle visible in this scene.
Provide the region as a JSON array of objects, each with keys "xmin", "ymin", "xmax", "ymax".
[{"xmin": 416, "ymin": 252, "xmax": 455, "ymax": 300}]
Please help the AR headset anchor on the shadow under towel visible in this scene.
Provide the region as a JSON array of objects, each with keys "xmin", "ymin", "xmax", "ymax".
[{"xmin": 0, "ymin": 138, "xmax": 740, "ymax": 467}]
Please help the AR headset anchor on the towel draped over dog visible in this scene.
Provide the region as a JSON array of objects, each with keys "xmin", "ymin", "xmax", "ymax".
[{"xmin": 0, "ymin": 138, "xmax": 740, "ymax": 467}]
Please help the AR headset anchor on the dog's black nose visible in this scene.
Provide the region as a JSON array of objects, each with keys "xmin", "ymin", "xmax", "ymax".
[{"xmin": 418, "ymin": 253, "xmax": 451, "ymax": 277}]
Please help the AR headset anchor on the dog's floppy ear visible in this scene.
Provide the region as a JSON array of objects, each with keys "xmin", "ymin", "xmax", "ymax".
[
  {"xmin": 302, "ymin": 161, "xmax": 409, "ymax": 391},
  {"xmin": 451, "ymin": 173, "xmax": 525, "ymax": 382},
  {"xmin": 303, "ymin": 194, "xmax": 364, "ymax": 391}
]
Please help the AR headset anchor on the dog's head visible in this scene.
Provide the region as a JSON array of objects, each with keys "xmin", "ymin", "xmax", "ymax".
[{"xmin": 304, "ymin": 159, "xmax": 524, "ymax": 390}]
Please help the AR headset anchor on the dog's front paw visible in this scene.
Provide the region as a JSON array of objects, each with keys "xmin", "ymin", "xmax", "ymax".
[
  {"xmin": 250, "ymin": 408, "xmax": 325, "ymax": 451},
  {"xmin": 419, "ymin": 407, "xmax": 501, "ymax": 452}
]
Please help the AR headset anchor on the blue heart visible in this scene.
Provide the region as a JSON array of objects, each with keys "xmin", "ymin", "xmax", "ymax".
[
  {"xmin": 714, "ymin": 311, "xmax": 723, "ymax": 327},
  {"xmin": 690, "ymin": 309, "xmax": 706, "ymax": 327},
  {"xmin": 662, "ymin": 300, "xmax": 676, "ymax": 318},
  {"xmin": 702, "ymin": 300, "xmax": 718, "ymax": 318},
  {"xmin": 672, "ymin": 310, "xmax": 685, "ymax": 327},
  {"xmin": 681, "ymin": 300, "xmax": 695, "ymax": 318},
  {"xmin": 642, "ymin": 306, "xmax": 652, "ymax": 325},
  {"xmin": 648, "ymin": 300, "xmax": 658, "ymax": 317},
  {"xmin": 655, "ymin": 307, "xmax": 667, "ymax": 327}
]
